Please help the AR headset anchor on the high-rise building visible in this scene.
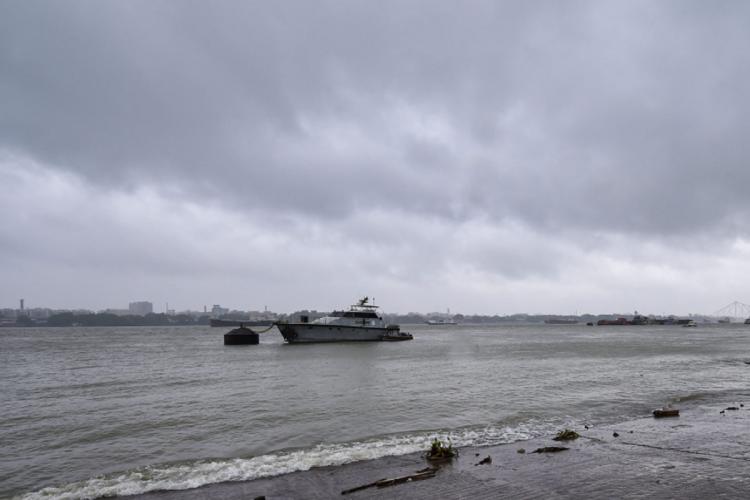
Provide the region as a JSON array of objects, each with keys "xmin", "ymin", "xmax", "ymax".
[{"xmin": 129, "ymin": 301, "xmax": 153, "ymax": 315}]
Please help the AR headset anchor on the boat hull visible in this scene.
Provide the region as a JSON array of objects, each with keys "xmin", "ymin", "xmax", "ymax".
[{"xmin": 277, "ymin": 323, "xmax": 403, "ymax": 343}]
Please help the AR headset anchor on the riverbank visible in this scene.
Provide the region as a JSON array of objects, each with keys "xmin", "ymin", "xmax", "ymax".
[{"xmin": 135, "ymin": 398, "xmax": 750, "ymax": 499}]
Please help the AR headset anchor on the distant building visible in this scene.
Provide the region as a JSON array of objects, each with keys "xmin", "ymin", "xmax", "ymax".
[
  {"xmin": 103, "ymin": 309, "xmax": 131, "ymax": 316},
  {"xmin": 28, "ymin": 308, "xmax": 52, "ymax": 320},
  {"xmin": 211, "ymin": 304, "xmax": 229, "ymax": 317},
  {"xmin": 1, "ymin": 308, "xmax": 17, "ymax": 324},
  {"xmin": 129, "ymin": 301, "xmax": 154, "ymax": 315},
  {"xmin": 248, "ymin": 309, "xmax": 278, "ymax": 321}
]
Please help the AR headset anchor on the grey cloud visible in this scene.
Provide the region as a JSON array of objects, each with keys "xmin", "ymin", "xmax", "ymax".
[{"xmin": 3, "ymin": 0, "xmax": 750, "ymax": 302}]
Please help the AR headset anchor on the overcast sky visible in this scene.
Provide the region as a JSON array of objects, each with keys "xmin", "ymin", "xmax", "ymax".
[{"xmin": 2, "ymin": 1, "xmax": 750, "ymax": 315}]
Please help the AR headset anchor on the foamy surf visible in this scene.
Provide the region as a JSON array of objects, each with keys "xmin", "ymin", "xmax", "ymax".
[{"xmin": 21, "ymin": 420, "xmax": 564, "ymax": 500}]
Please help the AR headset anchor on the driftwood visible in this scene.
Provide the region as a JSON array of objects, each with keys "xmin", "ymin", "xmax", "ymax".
[
  {"xmin": 376, "ymin": 469, "xmax": 437, "ymax": 488},
  {"xmin": 653, "ymin": 408, "xmax": 680, "ymax": 418},
  {"xmin": 341, "ymin": 479, "xmax": 387, "ymax": 495},
  {"xmin": 475, "ymin": 455, "xmax": 492, "ymax": 465},
  {"xmin": 531, "ymin": 446, "xmax": 569, "ymax": 453},
  {"xmin": 341, "ymin": 468, "xmax": 437, "ymax": 495}
]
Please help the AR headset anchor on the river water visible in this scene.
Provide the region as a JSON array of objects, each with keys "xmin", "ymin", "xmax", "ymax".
[{"xmin": 2, "ymin": 323, "xmax": 749, "ymax": 498}]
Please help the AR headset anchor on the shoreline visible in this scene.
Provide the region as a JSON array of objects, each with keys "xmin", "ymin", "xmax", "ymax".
[{"xmin": 134, "ymin": 397, "xmax": 750, "ymax": 499}]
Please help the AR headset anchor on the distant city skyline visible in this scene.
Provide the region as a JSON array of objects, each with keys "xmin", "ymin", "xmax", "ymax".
[{"xmin": 4, "ymin": 297, "xmax": 750, "ymax": 319}]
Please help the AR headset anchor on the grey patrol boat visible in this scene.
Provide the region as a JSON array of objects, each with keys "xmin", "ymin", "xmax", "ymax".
[{"xmin": 277, "ymin": 297, "xmax": 412, "ymax": 343}]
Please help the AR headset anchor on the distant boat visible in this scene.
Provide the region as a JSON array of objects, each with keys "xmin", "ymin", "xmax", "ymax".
[
  {"xmin": 426, "ymin": 308, "xmax": 458, "ymax": 325},
  {"xmin": 544, "ymin": 318, "xmax": 579, "ymax": 325},
  {"xmin": 597, "ymin": 318, "xmax": 629, "ymax": 326},
  {"xmin": 683, "ymin": 320, "xmax": 697, "ymax": 328},
  {"xmin": 596, "ymin": 314, "xmax": 650, "ymax": 326},
  {"xmin": 718, "ymin": 318, "xmax": 731, "ymax": 324},
  {"xmin": 745, "ymin": 318, "xmax": 750, "ymax": 325},
  {"xmin": 425, "ymin": 318, "xmax": 458, "ymax": 325}
]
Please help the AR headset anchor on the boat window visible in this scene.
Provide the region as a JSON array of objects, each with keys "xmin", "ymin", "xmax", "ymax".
[{"xmin": 341, "ymin": 310, "xmax": 379, "ymax": 319}]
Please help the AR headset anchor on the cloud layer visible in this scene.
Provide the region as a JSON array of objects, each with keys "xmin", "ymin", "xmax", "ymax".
[{"xmin": 2, "ymin": 1, "xmax": 750, "ymax": 313}]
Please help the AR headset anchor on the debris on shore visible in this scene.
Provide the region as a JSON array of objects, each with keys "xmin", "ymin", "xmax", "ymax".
[
  {"xmin": 532, "ymin": 446, "xmax": 569, "ymax": 453},
  {"xmin": 553, "ymin": 429, "xmax": 580, "ymax": 441},
  {"xmin": 474, "ymin": 455, "xmax": 492, "ymax": 466},
  {"xmin": 653, "ymin": 408, "xmax": 680, "ymax": 418},
  {"xmin": 341, "ymin": 468, "xmax": 437, "ymax": 495},
  {"xmin": 425, "ymin": 438, "xmax": 458, "ymax": 462}
]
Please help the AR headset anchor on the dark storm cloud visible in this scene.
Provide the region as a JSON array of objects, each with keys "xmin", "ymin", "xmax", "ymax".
[{"xmin": 3, "ymin": 0, "xmax": 750, "ymax": 239}]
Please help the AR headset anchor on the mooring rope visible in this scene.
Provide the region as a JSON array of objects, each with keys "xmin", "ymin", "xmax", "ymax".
[{"xmin": 253, "ymin": 323, "xmax": 277, "ymax": 333}]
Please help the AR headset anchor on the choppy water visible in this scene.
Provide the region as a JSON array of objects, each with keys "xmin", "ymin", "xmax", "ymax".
[{"xmin": 2, "ymin": 323, "xmax": 750, "ymax": 498}]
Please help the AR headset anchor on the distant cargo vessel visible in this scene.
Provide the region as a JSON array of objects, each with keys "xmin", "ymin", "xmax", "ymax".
[
  {"xmin": 597, "ymin": 315, "xmax": 650, "ymax": 325},
  {"xmin": 276, "ymin": 298, "xmax": 412, "ymax": 343},
  {"xmin": 597, "ymin": 316, "xmax": 692, "ymax": 326}
]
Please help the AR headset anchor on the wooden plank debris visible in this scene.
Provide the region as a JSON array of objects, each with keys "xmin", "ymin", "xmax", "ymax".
[{"xmin": 341, "ymin": 468, "xmax": 437, "ymax": 495}]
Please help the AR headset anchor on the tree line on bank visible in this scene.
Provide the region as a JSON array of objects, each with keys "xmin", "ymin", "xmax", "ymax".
[{"xmin": 44, "ymin": 312, "xmax": 211, "ymax": 327}]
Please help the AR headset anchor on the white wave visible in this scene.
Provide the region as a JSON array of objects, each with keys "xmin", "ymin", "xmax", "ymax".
[{"xmin": 20, "ymin": 420, "xmax": 560, "ymax": 500}]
